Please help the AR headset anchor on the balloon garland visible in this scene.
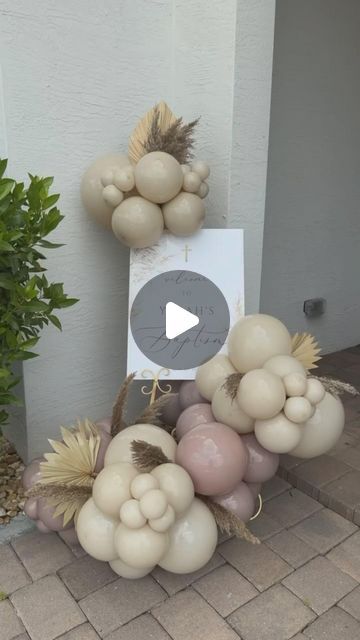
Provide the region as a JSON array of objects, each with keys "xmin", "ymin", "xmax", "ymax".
[{"xmin": 81, "ymin": 102, "xmax": 210, "ymax": 248}]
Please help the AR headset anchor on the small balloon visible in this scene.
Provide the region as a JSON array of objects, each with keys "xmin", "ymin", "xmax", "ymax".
[
  {"xmin": 211, "ymin": 385, "xmax": 254, "ymax": 434},
  {"xmin": 213, "ymin": 481, "xmax": 256, "ymax": 523},
  {"xmin": 255, "ymin": 413, "xmax": 302, "ymax": 454},
  {"xmin": 176, "ymin": 403, "xmax": 215, "ymax": 439},
  {"xmin": 237, "ymin": 369, "xmax": 286, "ymax": 420},
  {"xmin": 178, "ymin": 381, "xmax": 206, "ymax": 410}
]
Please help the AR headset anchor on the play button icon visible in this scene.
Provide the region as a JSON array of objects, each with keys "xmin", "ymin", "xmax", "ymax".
[
  {"xmin": 130, "ymin": 269, "xmax": 230, "ymax": 371},
  {"xmin": 165, "ymin": 302, "xmax": 199, "ymax": 339}
]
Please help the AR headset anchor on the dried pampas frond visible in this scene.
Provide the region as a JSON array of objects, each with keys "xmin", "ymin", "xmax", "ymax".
[
  {"xmin": 134, "ymin": 393, "xmax": 175, "ymax": 430},
  {"xmin": 128, "ymin": 102, "xmax": 177, "ymax": 164},
  {"xmin": 131, "ymin": 439, "xmax": 170, "ymax": 472},
  {"xmin": 292, "ymin": 332, "xmax": 322, "ymax": 370},
  {"xmin": 40, "ymin": 419, "xmax": 101, "ymax": 487},
  {"xmin": 143, "ymin": 109, "xmax": 199, "ymax": 165},
  {"xmin": 26, "ymin": 484, "xmax": 91, "ymax": 526},
  {"xmin": 313, "ymin": 376, "xmax": 360, "ymax": 397},
  {"xmin": 222, "ymin": 373, "xmax": 243, "ymax": 401},
  {"xmin": 201, "ymin": 497, "xmax": 260, "ymax": 545},
  {"xmin": 111, "ymin": 372, "xmax": 136, "ymax": 437}
]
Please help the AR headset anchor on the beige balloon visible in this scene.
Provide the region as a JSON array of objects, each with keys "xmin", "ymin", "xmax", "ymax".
[
  {"xmin": 255, "ymin": 412, "xmax": 302, "ymax": 454},
  {"xmin": 237, "ymin": 369, "xmax": 286, "ymax": 420},
  {"xmin": 109, "ymin": 557, "xmax": 154, "ymax": 579},
  {"xmin": 228, "ymin": 314, "xmax": 292, "ymax": 373},
  {"xmin": 76, "ymin": 498, "xmax": 118, "ymax": 562},
  {"xmin": 304, "ymin": 378, "xmax": 326, "ymax": 405},
  {"xmin": 105, "ymin": 424, "xmax": 177, "ymax": 466},
  {"xmin": 149, "ymin": 505, "xmax": 176, "ymax": 532},
  {"xmin": 183, "ymin": 171, "xmax": 202, "ymax": 193},
  {"xmin": 114, "ymin": 523, "xmax": 169, "ymax": 569},
  {"xmin": 131, "ymin": 473, "xmax": 159, "ymax": 500},
  {"xmin": 81, "ymin": 153, "xmax": 130, "ymax": 228},
  {"xmin": 263, "ymin": 355, "xmax": 306, "ymax": 378},
  {"xmin": 113, "ymin": 166, "xmax": 135, "ymax": 192},
  {"xmin": 159, "ymin": 498, "xmax": 218, "ymax": 574},
  {"xmin": 102, "ymin": 184, "xmax": 124, "ymax": 208},
  {"xmin": 111, "ymin": 197, "xmax": 164, "ymax": 249},
  {"xmin": 92, "ymin": 462, "xmax": 138, "ymax": 518},
  {"xmin": 162, "ymin": 192, "xmax": 205, "ymax": 236},
  {"xmin": 211, "ymin": 385, "xmax": 254, "ymax": 434},
  {"xmin": 120, "ymin": 499, "xmax": 146, "ymax": 529},
  {"xmin": 195, "ymin": 354, "xmax": 237, "ymax": 401},
  {"xmin": 191, "ymin": 160, "xmax": 210, "ymax": 180},
  {"xmin": 151, "ymin": 463, "xmax": 194, "ymax": 514},
  {"xmin": 290, "ymin": 392, "xmax": 345, "ymax": 458},
  {"xmin": 197, "ymin": 182, "xmax": 209, "ymax": 199},
  {"xmin": 139, "ymin": 489, "xmax": 168, "ymax": 520},
  {"xmin": 134, "ymin": 151, "xmax": 183, "ymax": 203},
  {"xmin": 283, "ymin": 372, "xmax": 308, "ymax": 397},
  {"xmin": 284, "ymin": 397, "xmax": 314, "ymax": 423}
]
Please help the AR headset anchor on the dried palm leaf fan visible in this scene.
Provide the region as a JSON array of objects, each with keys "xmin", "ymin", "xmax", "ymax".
[
  {"xmin": 128, "ymin": 101, "xmax": 178, "ymax": 164},
  {"xmin": 291, "ymin": 332, "xmax": 322, "ymax": 370}
]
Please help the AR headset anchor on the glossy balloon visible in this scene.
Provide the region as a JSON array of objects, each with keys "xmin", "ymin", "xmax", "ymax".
[
  {"xmin": 37, "ymin": 498, "xmax": 69, "ymax": 532},
  {"xmin": 111, "ymin": 197, "xmax": 164, "ymax": 249},
  {"xmin": 76, "ymin": 498, "xmax": 118, "ymax": 562},
  {"xmin": 176, "ymin": 422, "xmax": 248, "ymax": 495},
  {"xmin": 290, "ymin": 392, "xmax": 345, "ymax": 458},
  {"xmin": 134, "ymin": 151, "xmax": 183, "ymax": 203},
  {"xmin": 151, "ymin": 463, "xmax": 194, "ymax": 514},
  {"xmin": 195, "ymin": 354, "xmax": 236, "ymax": 401},
  {"xmin": 93, "ymin": 462, "xmax": 138, "ymax": 518},
  {"xmin": 237, "ymin": 369, "xmax": 286, "ymax": 420},
  {"xmin": 176, "ymin": 403, "xmax": 215, "ymax": 439},
  {"xmin": 211, "ymin": 385, "xmax": 254, "ymax": 434},
  {"xmin": 213, "ymin": 481, "xmax": 255, "ymax": 523},
  {"xmin": 104, "ymin": 424, "xmax": 177, "ymax": 466},
  {"xmin": 114, "ymin": 523, "xmax": 169, "ymax": 569},
  {"xmin": 255, "ymin": 413, "xmax": 302, "ymax": 454},
  {"xmin": 162, "ymin": 192, "xmax": 205, "ymax": 236},
  {"xmin": 242, "ymin": 434, "xmax": 279, "ymax": 483}
]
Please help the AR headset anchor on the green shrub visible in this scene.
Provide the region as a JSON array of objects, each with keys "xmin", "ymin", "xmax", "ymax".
[{"xmin": 0, "ymin": 159, "xmax": 78, "ymax": 427}]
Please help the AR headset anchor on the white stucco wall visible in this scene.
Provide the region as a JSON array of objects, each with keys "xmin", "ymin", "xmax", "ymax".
[
  {"xmin": 1, "ymin": 0, "xmax": 275, "ymax": 459},
  {"xmin": 261, "ymin": 0, "xmax": 360, "ymax": 353}
]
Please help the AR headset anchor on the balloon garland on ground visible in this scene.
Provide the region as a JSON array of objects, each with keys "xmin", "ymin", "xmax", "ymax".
[
  {"xmin": 22, "ymin": 313, "xmax": 358, "ymax": 579},
  {"xmin": 81, "ymin": 102, "xmax": 210, "ymax": 248}
]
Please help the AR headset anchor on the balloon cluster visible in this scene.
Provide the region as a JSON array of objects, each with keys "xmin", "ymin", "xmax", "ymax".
[
  {"xmin": 76, "ymin": 424, "xmax": 218, "ymax": 578},
  {"xmin": 81, "ymin": 102, "xmax": 210, "ymax": 249}
]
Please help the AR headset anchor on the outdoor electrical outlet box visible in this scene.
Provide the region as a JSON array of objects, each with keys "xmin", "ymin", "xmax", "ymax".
[{"xmin": 303, "ymin": 298, "xmax": 326, "ymax": 317}]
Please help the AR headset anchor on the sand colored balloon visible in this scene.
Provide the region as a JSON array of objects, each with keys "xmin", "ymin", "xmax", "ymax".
[
  {"xmin": 105, "ymin": 424, "xmax": 177, "ymax": 466},
  {"xmin": 81, "ymin": 153, "xmax": 130, "ymax": 228},
  {"xmin": 162, "ymin": 192, "xmax": 205, "ymax": 236},
  {"xmin": 176, "ymin": 403, "xmax": 215, "ymax": 439},
  {"xmin": 119, "ymin": 499, "xmax": 146, "ymax": 529},
  {"xmin": 92, "ymin": 462, "xmax": 138, "ymax": 518},
  {"xmin": 255, "ymin": 413, "xmax": 302, "ymax": 454},
  {"xmin": 290, "ymin": 392, "xmax": 345, "ymax": 458},
  {"xmin": 304, "ymin": 378, "xmax": 326, "ymax": 405},
  {"xmin": 264, "ymin": 355, "xmax": 306, "ymax": 378},
  {"xmin": 139, "ymin": 489, "xmax": 168, "ymax": 520},
  {"xmin": 191, "ymin": 160, "xmax": 210, "ymax": 180},
  {"xmin": 283, "ymin": 372, "xmax": 307, "ymax": 397},
  {"xmin": 284, "ymin": 397, "xmax": 313, "ymax": 423},
  {"xmin": 151, "ymin": 463, "xmax": 194, "ymax": 514},
  {"xmin": 113, "ymin": 166, "xmax": 135, "ymax": 192},
  {"xmin": 228, "ymin": 314, "xmax": 292, "ymax": 373},
  {"xmin": 109, "ymin": 557, "xmax": 154, "ymax": 579},
  {"xmin": 149, "ymin": 505, "xmax": 176, "ymax": 532},
  {"xmin": 211, "ymin": 385, "xmax": 254, "ymax": 434},
  {"xmin": 134, "ymin": 151, "xmax": 183, "ymax": 203},
  {"xmin": 131, "ymin": 473, "xmax": 159, "ymax": 500},
  {"xmin": 114, "ymin": 523, "xmax": 169, "ymax": 569},
  {"xmin": 111, "ymin": 197, "xmax": 164, "ymax": 248},
  {"xmin": 159, "ymin": 498, "xmax": 217, "ymax": 574},
  {"xmin": 242, "ymin": 434, "xmax": 279, "ymax": 483},
  {"xmin": 183, "ymin": 171, "xmax": 202, "ymax": 193},
  {"xmin": 195, "ymin": 354, "xmax": 237, "ymax": 401},
  {"xmin": 76, "ymin": 498, "xmax": 118, "ymax": 562},
  {"xmin": 237, "ymin": 369, "xmax": 286, "ymax": 420}
]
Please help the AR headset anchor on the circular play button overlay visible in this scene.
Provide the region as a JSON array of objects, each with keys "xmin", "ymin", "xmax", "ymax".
[{"xmin": 130, "ymin": 269, "xmax": 230, "ymax": 370}]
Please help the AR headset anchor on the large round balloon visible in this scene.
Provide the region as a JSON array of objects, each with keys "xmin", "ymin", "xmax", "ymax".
[
  {"xmin": 81, "ymin": 153, "xmax": 131, "ymax": 228},
  {"xmin": 228, "ymin": 314, "xmax": 292, "ymax": 373},
  {"xmin": 176, "ymin": 422, "xmax": 248, "ymax": 495},
  {"xmin": 92, "ymin": 462, "xmax": 138, "ymax": 518},
  {"xmin": 213, "ymin": 481, "xmax": 255, "ymax": 523},
  {"xmin": 211, "ymin": 385, "xmax": 254, "ymax": 434},
  {"xmin": 178, "ymin": 381, "xmax": 206, "ymax": 410},
  {"xmin": 254, "ymin": 413, "xmax": 302, "ymax": 454},
  {"xmin": 237, "ymin": 369, "xmax": 286, "ymax": 420},
  {"xmin": 176, "ymin": 403, "xmax": 214, "ymax": 439},
  {"xmin": 290, "ymin": 392, "xmax": 345, "ymax": 458},
  {"xmin": 76, "ymin": 498, "xmax": 118, "ymax": 562},
  {"xmin": 158, "ymin": 498, "xmax": 217, "ymax": 574},
  {"xmin": 104, "ymin": 424, "xmax": 177, "ymax": 466},
  {"xmin": 242, "ymin": 434, "xmax": 279, "ymax": 483},
  {"xmin": 195, "ymin": 354, "xmax": 236, "ymax": 401},
  {"xmin": 109, "ymin": 557, "xmax": 154, "ymax": 579}
]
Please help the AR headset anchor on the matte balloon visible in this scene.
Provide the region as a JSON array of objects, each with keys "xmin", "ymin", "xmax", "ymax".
[
  {"xmin": 159, "ymin": 498, "xmax": 217, "ymax": 574},
  {"xmin": 176, "ymin": 422, "xmax": 248, "ymax": 495},
  {"xmin": 242, "ymin": 434, "xmax": 280, "ymax": 483},
  {"xmin": 114, "ymin": 523, "xmax": 169, "ymax": 569},
  {"xmin": 139, "ymin": 489, "xmax": 168, "ymax": 520},
  {"xmin": 151, "ymin": 463, "xmax": 194, "ymax": 514},
  {"xmin": 247, "ymin": 482, "xmax": 262, "ymax": 499},
  {"xmin": 228, "ymin": 314, "xmax": 292, "ymax": 373},
  {"xmin": 81, "ymin": 153, "xmax": 130, "ymax": 228},
  {"xmin": 149, "ymin": 505, "xmax": 176, "ymax": 532},
  {"xmin": 22, "ymin": 458, "xmax": 43, "ymax": 491},
  {"xmin": 304, "ymin": 378, "xmax": 326, "ymax": 405},
  {"xmin": 255, "ymin": 413, "xmax": 302, "ymax": 454},
  {"xmin": 195, "ymin": 354, "xmax": 237, "ymax": 401},
  {"xmin": 93, "ymin": 462, "xmax": 138, "ymax": 518},
  {"xmin": 178, "ymin": 381, "xmax": 206, "ymax": 410},
  {"xmin": 284, "ymin": 397, "xmax": 313, "ymax": 423},
  {"xmin": 109, "ymin": 557, "xmax": 154, "ymax": 579},
  {"xmin": 111, "ymin": 197, "xmax": 164, "ymax": 249},
  {"xmin": 119, "ymin": 499, "xmax": 147, "ymax": 529},
  {"xmin": 213, "ymin": 481, "xmax": 255, "ymax": 523},
  {"xmin": 290, "ymin": 392, "xmax": 345, "ymax": 458},
  {"xmin": 237, "ymin": 369, "xmax": 286, "ymax": 420},
  {"xmin": 283, "ymin": 373, "xmax": 307, "ymax": 397},
  {"xmin": 105, "ymin": 424, "xmax": 177, "ymax": 466},
  {"xmin": 76, "ymin": 498, "xmax": 118, "ymax": 562},
  {"xmin": 134, "ymin": 151, "xmax": 183, "ymax": 203},
  {"xmin": 211, "ymin": 385, "xmax": 254, "ymax": 434},
  {"xmin": 37, "ymin": 521, "xmax": 51, "ymax": 534},
  {"xmin": 37, "ymin": 498, "xmax": 70, "ymax": 532},
  {"xmin": 176, "ymin": 403, "xmax": 215, "ymax": 439},
  {"xmin": 162, "ymin": 192, "xmax": 205, "ymax": 236},
  {"xmin": 96, "ymin": 416, "xmax": 112, "ymax": 434},
  {"xmin": 263, "ymin": 355, "xmax": 306, "ymax": 378},
  {"xmin": 24, "ymin": 497, "xmax": 38, "ymax": 520},
  {"xmin": 160, "ymin": 392, "xmax": 183, "ymax": 426},
  {"xmin": 131, "ymin": 473, "xmax": 159, "ymax": 500}
]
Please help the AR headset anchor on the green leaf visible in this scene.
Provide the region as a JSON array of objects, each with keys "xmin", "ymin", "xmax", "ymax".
[
  {"xmin": 0, "ymin": 178, "xmax": 14, "ymax": 200},
  {"xmin": 49, "ymin": 314, "xmax": 62, "ymax": 330},
  {"xmin": 38, "ymin": 239, "xmax": 64, "ymax": 249},
  {"xmin": 0, "ymin": 240, "xmax": 15, "ymax": 252},
  {"xmin": 43, "ymin": 193, "xmax": 60, "ymax": 209},
  {"xmin": 0, "ymin": 158, "xmax": 8, "ymax": 178},
  {"xmin": 13, "ymin": 350, "xmax": 38, "ymax": 361}
]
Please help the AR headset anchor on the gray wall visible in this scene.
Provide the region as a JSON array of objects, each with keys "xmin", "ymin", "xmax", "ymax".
[{"xmin": 261, "ymin": 0, "xmax": 360, "ymax": 353}]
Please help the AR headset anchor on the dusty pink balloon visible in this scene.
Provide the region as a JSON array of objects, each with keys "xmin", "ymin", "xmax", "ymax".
[
  {"xmin": 24, "ymin": 497, "xmax": 38, "ymax": 520},
  {"xmin": 176, "ymin": 422, "xmax": 248, "ymax": 496},
  {"xmin": 160, "ymin": 393, "xmax": 183, "ymax": 426},
  {"xmin": 38, "ymin": 498, "xmax": 71, "ymax": 532},
  {"xmin": 96, "ymin": 416, "xmax": 112, "ymax": 434},
  {"xmin": 242, "ymin": 434, "xmax": 279, "ymax": 483},
  {"xmin": 247, "ymin": 482, "xmax": 262, "ymax": 499},
  {"xmin": 213, "ymin": 481, "xmax": 255, "ymax": 523},
  {"xmin": 95, "ymin": 418, "xmax": 113, "ymax": 473},
  {"xmin": 22, "ymin": 458, "xmax": 43, "ymax": 491},
  {"xmin": 36, "ymin": 521, "xmax": 51, "ymax": 534},
  {"xmin": 176, "ymin": 403, "xmax": 215, "ymax": 439},
  {"xmin": 179, "ymin": 381, "xmax": 206, "ymax": 410},
  {"xmin": 60, "ymin": 527, "xmax": 79, "ymax": 545}
]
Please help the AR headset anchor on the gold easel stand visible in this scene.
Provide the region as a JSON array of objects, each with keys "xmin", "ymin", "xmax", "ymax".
[{"xmin": 141, "ymin": 368, "xmax": 172, "ymax": 405}]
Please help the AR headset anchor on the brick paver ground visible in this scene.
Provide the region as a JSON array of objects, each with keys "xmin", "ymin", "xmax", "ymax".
[{"xmin": 1, "ymin": 346, "xmax": 360, "ymax": 639}]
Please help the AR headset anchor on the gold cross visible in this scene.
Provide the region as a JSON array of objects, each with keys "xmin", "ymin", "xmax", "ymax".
[{"xmin": 182, "ymin": 244, "xmax": 191, "ymax": 262}]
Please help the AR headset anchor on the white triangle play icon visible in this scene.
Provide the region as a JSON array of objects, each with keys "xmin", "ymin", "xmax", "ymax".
[{"xmin": 165, "ymin": 302, "xmax": 200, "ymax": 339}]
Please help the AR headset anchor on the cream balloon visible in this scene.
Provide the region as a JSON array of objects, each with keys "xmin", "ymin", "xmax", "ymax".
[
  {"xmin": 183, "ymin": 171, "xmax": 202, "ymax": 193},
  {"xmin": 159, "ymin": 498, "xmax": 217, "ymax": 574},
  {"xmin": 151, "ymin": 463, "xmax": 194, "ymax": 514},
  {"xmin": 263, "ymin": 355, "xmax": 306, "ymax": 378},
  {"xmin": 109, "ymin": 557, "xmax": 154, "ymax": 579},
  {"xmin": 102, "ymin": 184, "xmax": 124, "ymax": 208},
  {"xmin": 105, "ymin": 424, "xmax": 177, "ymax": 466},
  {"xmin": 191, "ymin": 160, "xmax": 210, "ymax": 180},
  {"xmin": 92, "ymin": 463, "xmax": 138, "ymax": 518},
  {"xmin": 197, "ymin": 182, "xmax": 209, "ymax": 199},
  {"xmin": 290, "ymin": 392, "xmax": 345, "ymax": 458},
  {"xmin": 113, "ymin": 166, "xmax": 135, "ymax": 192},
  {"xmin": 195, "ymin": 354, "xmax": 237, "ymax": 401},
  {"xmin": 284, "ymin": 397, "xmax": 313, "ymax": 423},
  {"xmin": 149, "ymin": 505, "xmax": 176, "ymax": 532},
  {"xmin": 114, "ymin": 523, "xmax": 169, "ymax": 569},
  {"xmin": 131, "ymin": 473, "xmax": 159, "ymax": 499},
  {"xmin": 111, "ymin": 197, "xmax": 164, "ymax": 249},
  {"xmin": 283, "ymin": 372, "xmax": 308, "ymax": 397},
  {"xmin": 304, "ymin": 378, "xmax": 326, "ymax": 405},
  {"xmin": 76, "ymin": 498, "xmax": 118, "ymax": 562},
  {"xmin": 139, "ymin": 489, "xmax": 168, "ymax": 520},
  {"xmin": 237, "ymin": 369, "xmax": 286, "ymax": 420},
  {"xmin": 255, "ymin": 413, "xmax": 302, "ymax": 454},
  {"xmin": 120, "ymin": 499, "xmax": 147, "ymax": 529},
  {"xmin": 211, "ymin": 385, "xmax": 254, "ymax": 434},
  {"xmin": 228, "ymin": 314, "xmax": 292, "ymax": 373},
  {"xmin": 81, "ymin": 153, "xmax": 131, "ymax": 228},
  {"xmin": 162, "ymin": 192, "xmax": 205, "ymax": 236},
  {"xmin": 134, "ymin": 151, "xmax": 183, "ymax": 203}
]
